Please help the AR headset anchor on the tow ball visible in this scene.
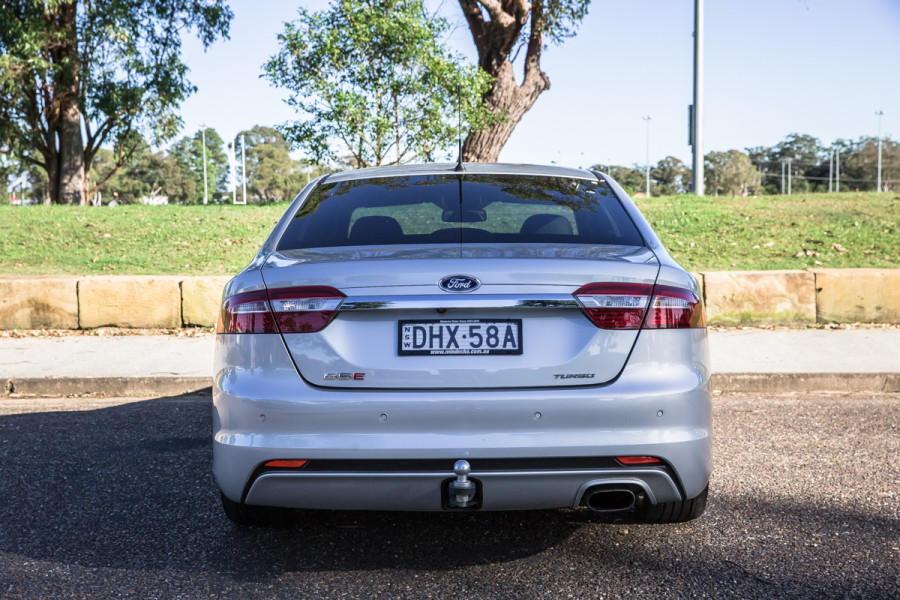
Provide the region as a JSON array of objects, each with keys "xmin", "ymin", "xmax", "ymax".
[{"xmin": 445, "ymin": 460, "xmax": 480, "ymax": 509}]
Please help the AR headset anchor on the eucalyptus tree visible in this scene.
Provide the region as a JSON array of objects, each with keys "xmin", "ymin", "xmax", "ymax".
[
  {"xmin": 653, "ymin": 156, "xmax": 692, "ymax": 195},
  {"xmin": 0, "ymin": 0, "xmax": 232, "ymax": 205},
  {"xmin": 457, "ymin": 0, "xmax": 590, "ymax": 162},
  {"xmin": 704, "ymin": 150, "xmax": 758, "ymax": 197},
  {"xmin": 265, "ymin": 0, "xmax": 493, "ymax": 168}
]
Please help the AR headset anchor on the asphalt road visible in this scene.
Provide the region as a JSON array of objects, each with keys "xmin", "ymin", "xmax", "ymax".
[{"xmin": 0, "ymin": 393, "xmax": 897, "ymax": 599}]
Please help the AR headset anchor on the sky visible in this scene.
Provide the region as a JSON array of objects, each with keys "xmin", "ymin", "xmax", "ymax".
[{"xmin": 175, "ymin": 0, "xmax": 900, "ymax": 170}]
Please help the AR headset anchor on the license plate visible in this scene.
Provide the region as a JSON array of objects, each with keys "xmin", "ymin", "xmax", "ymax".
[{"xmin": 398, "ymin": 319, "xmax": 523, "ymax": 356}]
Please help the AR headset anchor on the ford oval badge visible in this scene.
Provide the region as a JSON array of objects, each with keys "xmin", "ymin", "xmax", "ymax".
[{"xmin": 439, "ymin": 275, "xmax": 480, "ymax": 293}]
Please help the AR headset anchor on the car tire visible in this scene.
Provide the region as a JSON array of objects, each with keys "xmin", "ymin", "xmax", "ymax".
[
  {"xmin": 635, "ymin": 484, "xmax": 708, "ymax": 523},
  {"xmin": 220, "ymin": 493, "xmax": 291, "ymax": 527}
]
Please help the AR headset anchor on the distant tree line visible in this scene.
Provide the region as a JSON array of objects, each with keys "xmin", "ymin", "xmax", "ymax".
[
  {"xmin": 597, "ymin": 133, "xmax": 899, "ymax": 197},
  {"xmin": 6, "ymin": 128, "xmax": 897, "ymax": 205},
  {"xmin": 3, "ymin": 125, "xmax": 331, "ymax": 205}
]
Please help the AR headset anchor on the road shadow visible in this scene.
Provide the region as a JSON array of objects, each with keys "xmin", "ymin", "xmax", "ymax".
[
  {"xmin": 0, "ymin": 397, "xmax": 581, "ymax": 576},
  {"xmin": 0, "ymin": 396, "xmax": 897, "ymax": 598}
]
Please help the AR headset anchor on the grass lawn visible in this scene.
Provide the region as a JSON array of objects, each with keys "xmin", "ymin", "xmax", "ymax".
[
  {"xmin": 1, "ymin": 191, "xmax": 897, "ymax": 275},
  {"xmin": 634, "ymin": 192, "xmax": 899, "ymax": 271},
  {"xmin": 0, "ymin": 203, "xmax": 283, "ymax": 275}
]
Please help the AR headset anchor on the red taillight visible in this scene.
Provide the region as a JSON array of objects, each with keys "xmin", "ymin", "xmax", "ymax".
[
  {"xmin": 643, "ymin": 285, "xmax": 706, "ymax": 329},
  {"xmin": 216, "ymin": 286, "xmax": 345, "ymax": 334},
  {"xmin": 574, "ymin": 283, "xmax": 705, "ymax": 330},
  {"xmin": 616, "ymin": 456, "xmax": 661, "ymax": 465},
  {"xmin": 573, "ymin": 283, "xmax": 652, "ymax": 330},
  {"xmin": 218, "ymin": 290, "xmax": 278, "ymax": 333},
  {"xmin": 268, "ymin": 286, "xmax": 345, "ymax": 333}
]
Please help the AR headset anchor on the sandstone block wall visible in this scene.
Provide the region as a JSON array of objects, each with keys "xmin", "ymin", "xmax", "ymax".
[
  {"xmin": 79, "ymin": 276, "xmax": 183, "ymax": 328},
  {"xmin": 813, "ymin": 268, "xmax": 900, "ymax": 323},
  {"xmin": 0, "ymin": 277, "xmax": 79, "ymax": 329},
  {"xmin": 182, "ymin": 276, "xmax": 231, "ymax": 327},
  {"xmin": 0, "ymin": 271, "xmax": 897, "ymax": 329},
  {"xmin": 702, "ymin": 270, "xmax": 816, "ymax": 325}
]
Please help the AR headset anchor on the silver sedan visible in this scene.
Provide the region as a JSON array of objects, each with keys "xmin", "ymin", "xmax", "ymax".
[{"xmin": 213, "ymin": 163, "xmax": 711, "ymax": 525}]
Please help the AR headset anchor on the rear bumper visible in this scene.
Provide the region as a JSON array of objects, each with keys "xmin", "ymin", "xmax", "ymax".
[
  {"xmin": 213, "ymin": 329, "xmax": 712, "ymax": 510},
  {"xmin": 243, "ymin": 466, "xmax": 683, "ymax": 511}
]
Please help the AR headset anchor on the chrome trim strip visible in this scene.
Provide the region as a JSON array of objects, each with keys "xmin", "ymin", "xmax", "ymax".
[{"xmin": 340, "ymin": 294, "xmax": 580, "ymax": 311}]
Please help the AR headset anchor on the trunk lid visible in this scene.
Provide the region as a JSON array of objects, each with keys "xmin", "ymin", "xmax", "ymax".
[{"xmin": 262, "ymin": 245, "xmax": 659, "ymax": 389}]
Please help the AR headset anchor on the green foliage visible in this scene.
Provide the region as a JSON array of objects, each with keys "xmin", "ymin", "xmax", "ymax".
[
  {"xmin": 92, "ymin": 145, "xmax": 197, "ymax": 205},
  {"xmin": 542, "ymin": 0, "xmax": 591, "ymax": 43},
  {"xmin": 169, "ymin": 128, "xmax": 230, "ymax": 204},
  {"xmin": 596, "ymin": 165, "xmax": 649, "ymax": 196},
  {"xmin": 746, "ymin": 133, "xmax": 900, "ymax": 194},
  {"xmin": 597, "ymin": 132, "xmax": 898, "ymax": 198},
  {"xmin": 652, "ymin": 156, "xmax": 692, "ymax": 195},
  {"xmin": 769, "ymin": 133, "xmax": 826, "ymax": 193},
  {"xmin": 704, "ymin": 150, "xmax": 759, "ymax": 197},
  {"xmin": 265, "ymin": 0, "xmax": 494, "ymax": 167},
  {"xmin": 0, "ymin": 0, "xmax": 232, "ymax": 202},
  {"xmin": 839, "ymin": 137, "xmax": 899, "ymax": 192},
  {"xmin": 236, "ymin": 126, "xmax": 304, "ymax": 203}
]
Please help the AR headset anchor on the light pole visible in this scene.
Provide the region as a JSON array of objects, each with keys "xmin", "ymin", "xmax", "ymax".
[
  {"xmin": 691, "ymin": 0, "xmax": 704, "ymax": 196},
  {"xmin": 229, "ymin": 136, "xmax": 238, "ymax": 205},
  {"xmin": 781, "ymin": 159, "xmax": 785, "ymax": 194},
  {"xmin": 241, "ymin": 134, "xmax": 247, "ymax": 205},
  {"xmin": 787, "ymin": 157, "xmax": 793, "ymax": 195},
  {"xmin": 836, "ymin": 148, "xmax": 840, "ymax": 192},
  {"xmin": 828, "ymin": 149, "xmax": 833, "ymax": 193},
  {"xmin": 875, "ymin": 110, "xmax": 884, "ymax": 192},
  {"xmin": 643, "ymin": 115, "xmax": 652, "ymax": 197},
  {"xmin": 200, "ymin": 124, "xmax": 209, "ymax": 205}
]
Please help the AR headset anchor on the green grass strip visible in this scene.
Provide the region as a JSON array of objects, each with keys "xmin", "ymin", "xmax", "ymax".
[{"xmin": 1, "ymin": 192, "xmax": 897, "ymax": 275}]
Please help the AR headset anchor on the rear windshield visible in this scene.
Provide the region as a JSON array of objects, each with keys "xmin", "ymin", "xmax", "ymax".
[{"xmin": 277, "ymin": 174, "xmax": 644, "ymax": 250}]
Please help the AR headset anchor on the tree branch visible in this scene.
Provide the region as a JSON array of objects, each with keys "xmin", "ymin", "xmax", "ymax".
[
  {"xmin": 473, "ymin": 0, "xmax": 515, "ymax": 28},
  {"xmin": 457, "ymin": 0, "xmax": 487, "ymax": 61},
  {"xmin": 521, "ymin": 0, "xmax": 548, "ymax": 89}
]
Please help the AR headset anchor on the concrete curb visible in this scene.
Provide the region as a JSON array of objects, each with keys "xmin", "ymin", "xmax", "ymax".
[
  {"xmin": 3, "ymin": 373, "xmax": 898, "ymax": 398},
  {"xmin": 4, "ymin": 377, "xmax": 212, "ymax": 398},
  {"xmin": 710, "ymin": 373, "xmax": 900, "ymax": 394}
]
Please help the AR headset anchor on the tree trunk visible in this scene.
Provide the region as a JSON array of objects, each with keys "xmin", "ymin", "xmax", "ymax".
[
  {"xmin": 45, "ymin": 151, "xmax": 59, "ymax": 206},
  {"xmin": 58, "ymin": 101, "xmax": 85, "ymax": 205},
  {"xmin": 461, "ymin": 61, "xmax": 548, "ymax": 162},
  {"xmin": 50, "ymin": 1, "xmax": 86, "ymax": 205},
  {"xmin": 458, "ymin": 0, "xmax": 551, "ymax": 163}
]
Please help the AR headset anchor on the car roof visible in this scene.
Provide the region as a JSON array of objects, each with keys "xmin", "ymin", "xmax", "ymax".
[{"xmin": 323, "ymin": 162, "xmax": 596, "ymax": 183}]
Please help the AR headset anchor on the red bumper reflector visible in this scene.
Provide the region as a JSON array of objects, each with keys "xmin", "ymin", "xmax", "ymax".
[
  {"xmin": 616, "ymin": 456, "xmax": 661, "ymax": 465},
  {"xmin": 264, "ymin": 460, "xmax": 309, "ymax": 468}
]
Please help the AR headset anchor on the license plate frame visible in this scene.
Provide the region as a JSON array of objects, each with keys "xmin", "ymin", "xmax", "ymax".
[{"xmin": 398, "ymin": 319, "xmax": 523, "ymax": 356}]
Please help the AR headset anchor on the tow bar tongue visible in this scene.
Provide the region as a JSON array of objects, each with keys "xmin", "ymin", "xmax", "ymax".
[{"xmin": 448, "ymin": 460, "xmax": 476, "ymax": 508}]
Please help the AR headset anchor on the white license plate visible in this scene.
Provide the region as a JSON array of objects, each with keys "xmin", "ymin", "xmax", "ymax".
[{"xmin": 398, "ymin": 319, "xmax": 523, "ymax": 356}]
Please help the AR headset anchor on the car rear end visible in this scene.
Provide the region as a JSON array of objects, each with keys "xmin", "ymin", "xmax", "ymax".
[{"xmin": 213, "ymin": 163, "xmax": 711, "ymax": 523}]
